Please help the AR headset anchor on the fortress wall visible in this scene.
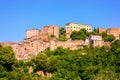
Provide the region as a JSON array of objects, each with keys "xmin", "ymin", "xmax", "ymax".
[{"xmin": 1, "ymin": 39, "xmax": 85, "ymax": 60}]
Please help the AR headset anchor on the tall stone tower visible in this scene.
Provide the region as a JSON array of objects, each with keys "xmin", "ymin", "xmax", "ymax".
[
  {"xmin": 26, "ymin": 28, "xmax": 40, "ymax": 39},
  {"xmin": 40, "ymin": 25, "xmax": 59, "ymax": 39}
]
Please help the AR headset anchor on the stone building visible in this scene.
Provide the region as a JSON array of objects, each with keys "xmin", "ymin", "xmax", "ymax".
[
  {"xmin": 106, "ymin": 28, "xmax": 120, "ymax": 40},
  {"xmin": 98, "ymin": 28, "xmax": 120, "ymax": 40},
  {"xmin": 98, "ymin": 28, "xmax": 106, "ymax": 33},
  {"xmin": 1, "ymin": 24, "xmax": 86, "ymax": 60},
  {"xmin": 26, "ymin": 25, "xmax": 59, "ymax": 41},
  {"xmin": 26, "ymin": 28, "xmax": 40, "ymax": 39},
  {"xmin": 1, "ymin": 39, "xmax": 85, "ymax": 60},
  {"xmin": 40, "ymin": 25, "xmax": 59, "ymax": 41},
  {"xmin": 66, "ymin": 22, "xmax": 92, "ymax": 38},
  {"xmin": 1, "ymin": 24, "xmax": 110, "ymax": 60},
  {"xmin": 89, "ymin": 35, "xmax": 104, "ymax": 47}
]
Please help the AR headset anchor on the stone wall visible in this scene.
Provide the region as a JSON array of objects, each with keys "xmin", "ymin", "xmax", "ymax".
[
  {"xmin": 98, "ymin": 28, "xmax": 106, "ymax": 33},
  {"xmin": 25, "ymin": 25, "xmax": 59, "ymax": 42},
  {"xmin": 3, "ymin": 25, "xmax": 118, "ymax": 60},
  {"xmin": 98, "ymin": 28, "xmax": 120, "ymax": 40},
  {"xmin": 26, "ymin": 28, "xmax": 40, "ymax": 39},
  {"xmin": 40, "ymin": 25, "xmax": 59, "ymax": 41},
  {"xmin": 106, "ymin": 28, "xmax": 120, "ymax": 39},
  {"xmin": 1, "ymin": 39, "xmax": 85, "ymax": 60}
]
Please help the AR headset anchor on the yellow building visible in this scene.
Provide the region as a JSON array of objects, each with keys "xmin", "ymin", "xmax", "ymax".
[{"xmin": 66, "ymin": 22, "xmax": 92, "ymax": 38}]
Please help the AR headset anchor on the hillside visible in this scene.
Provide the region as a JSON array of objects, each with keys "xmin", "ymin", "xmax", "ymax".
[{"xmin": 0, "ymin": 40, "xmax": 120, "ymax": 80}]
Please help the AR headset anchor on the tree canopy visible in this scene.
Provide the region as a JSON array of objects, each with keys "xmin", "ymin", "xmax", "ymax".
[
  {"xmin": 59, "ymin": 27, "xmax": 67, "ymax": 41},
  {"xmin": 70, "ymin": 28, "xmax": 88, "ymax": 40},
  {"xmin": 101, "ymin": 32, "xmax": 115, "ymax": 42},
  {"xmin": 0, "ymin": 40, "xmax": 120, "ymax": 79}
]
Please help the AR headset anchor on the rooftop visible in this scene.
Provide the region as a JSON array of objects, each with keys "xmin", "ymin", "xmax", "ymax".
[{"xmin": 66, "ymin": 22, "xmax": 91, "ymax": 26}]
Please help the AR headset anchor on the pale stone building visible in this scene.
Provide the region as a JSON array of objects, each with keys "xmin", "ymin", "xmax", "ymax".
[
  {"xmin": 89, "ymin": 35, "xmax": 104, "ymax": 47},
  {"xmin": 66, "ymin": 22, "xmax": 92, "ymax": 38}
]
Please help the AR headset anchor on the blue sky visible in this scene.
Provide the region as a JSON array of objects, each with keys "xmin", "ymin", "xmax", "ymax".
[{"xmin": 0, "ymin": 0, "xmax": 120, "ymax": 42}]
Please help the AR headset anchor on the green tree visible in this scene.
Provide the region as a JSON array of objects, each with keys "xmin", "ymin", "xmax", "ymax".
[
  {"xmin": 0, "ymin": 45, "xmax": 16, "ymax": 71},
  {"xmin": 59, "ymin": 27, "xmax": 66, "ymax": 36},
  {"xmin": 70, "ymin": 29, "xmax": 87, "ymax": 40},
  {"xmin": 59, "ymin": 27, "xmax": 67, "ymax": 41},
  {"xmin": 33, "ymin": 53, "xmax": 48, "ymax": 71},
  {"xmin": 101, "ymin": 32, "xmax": 115, "ymax": 42},
  {"xmin": 104, "ymin": 35, "xmax": 115, "ymax": 42}
]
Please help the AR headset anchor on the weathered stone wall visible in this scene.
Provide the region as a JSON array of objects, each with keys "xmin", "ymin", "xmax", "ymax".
[
  {"xmin": 66, "ymin": 25, "xmax": 72, "ymax": 38},
  {"xmin": 98, "ymin": 28, "xmax": 106, "ymax": 33},
  {"xmin": 1, "ymin": 35, "xmax": 105, "ymax": 60},
  {"xmin": 106, "ymin": 28, "xmax": 120, "ymax": 39},
  {"xmin": 40, "ymin": 25, "xmax": 59, "ymax": 41},
  {"xmin": 98, "ymin": 28, "xmax": 120, "ymax": 40},
  {"xmin": 1, "ymin": 39, "xmax": 85, "ymax": 60},
  {"xmin": 2, "ymin": 25, "xmax": 117, "ymax": 60},
  {"xmin": 25, "ymin": 25, "xmax": 59, "ymax": 42},
  {"xmin": 26, "ymin": 28, "xmax": 40, "ymax": 39}
]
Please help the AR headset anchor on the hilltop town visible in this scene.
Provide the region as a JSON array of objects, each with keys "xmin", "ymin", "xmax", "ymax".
[{"xmin": 1, "ymin": 22, "xmax": 120, "ymax": 60}]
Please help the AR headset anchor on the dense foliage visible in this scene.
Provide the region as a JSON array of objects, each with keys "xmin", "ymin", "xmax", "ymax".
[
  {"xmin": 59, "ymin": 27, "xmax": 67, "ymax": 41},
  {"xmin": 0, "ymin": 40, "xmax": 120, "ymax": 80},
  {"xmin": 100, "ymin": 32, "xmax": 115, "ymax": 42},
  {"xmin": 70, "ymin": 29, "xmax": 88, "ymax": 40},
  {"xmin": 70, "ymin": 28, "xmax": 115, "ymax": 42}
]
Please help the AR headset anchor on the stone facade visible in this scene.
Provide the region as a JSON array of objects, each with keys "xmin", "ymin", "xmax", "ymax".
[
  {"xmin": 1, "ymin": 39, "xmax": 85, "ymax": 60},
  {"xmin": 106, "ymin": 28, "xmax": 120, "ymax": 40},
  {"xmin": 40, "ymin": 25, "xmax": 59, "ymax": 41},
  {"xmin": 98, "ymin": 28, "xmax": 106, "ymax": 33},
  {"xmin": 66, "ymin": 22, "xmax": 92, "ymax": 38},
  {"xmin": 26, "ymin": 28, "xmax": 40, "ymax": 39},
  {"xmin": 1, "ymin": 23, "xmax": 112, "ymax": 60},
  {"xmin": 98, "ymin": 28, "xmax": 120, "ymax": 40},
  {"xmin": 1, "ymin": 24, "xmax": 85, "ymax": 60},
  {"xmin": 89, "ymin": 35, "xmax": 104, "ymax": 47},
  {"xmin": 26, "ymin": 25, "xmax": 59, "ymax": 41}
]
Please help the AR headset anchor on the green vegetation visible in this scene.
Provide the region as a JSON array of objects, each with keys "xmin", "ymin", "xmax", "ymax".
[
  {"xmin": 70, "ymin": 28, "xmax": 115, "ymax": 42},
  {"xmin": 70, "ymin": 28, "xmax": 88, "ymax": 40},
  {"xmin": 0, "ymin": 40, "xmax": 120, "ymax": 80},
  {"xmin": 100, "ymin": 32, "xmax": 115, "ymax": 42},
  {"xmin": 59, "ymin": 27, "xmax": 67, "ymax": 41}
]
